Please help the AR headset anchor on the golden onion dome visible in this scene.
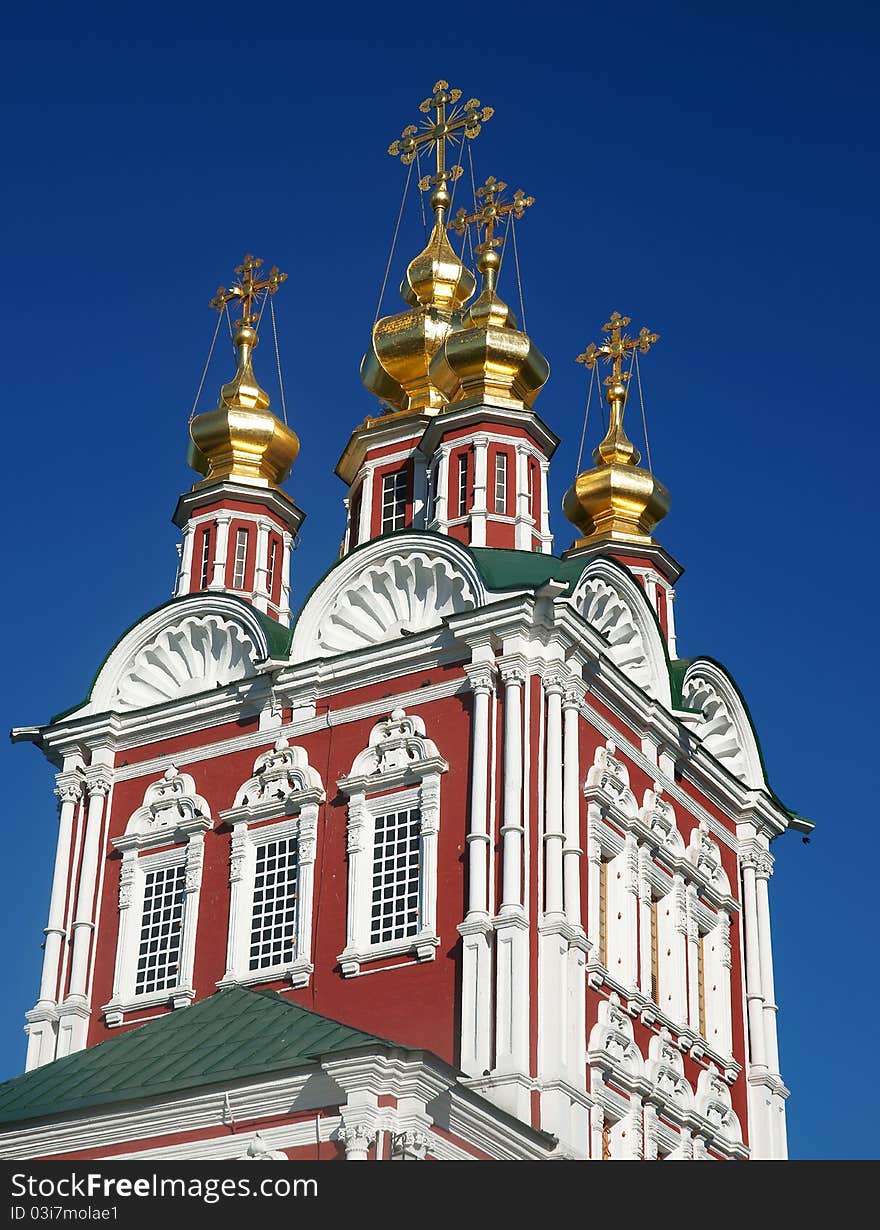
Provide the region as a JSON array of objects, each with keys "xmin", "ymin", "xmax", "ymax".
[
  {"xmin": 188, "ymin": 321, "xmax": 299, "ymax": 489},
  {"xmin": 361, "ymin": 179, "xmax": 475, "ymax": 413},
  {"xmin": 429, "ymin": 242, "xmax": 549, "ymax": 406},
  {"xmin": 563, "ymin": 313, "xmax": 669, "ymax": 546}
]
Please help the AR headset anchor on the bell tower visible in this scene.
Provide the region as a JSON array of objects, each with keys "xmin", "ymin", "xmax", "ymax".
[{"xmin": 173, "ymin": 255, "xmax": 305, "ymax": 625}]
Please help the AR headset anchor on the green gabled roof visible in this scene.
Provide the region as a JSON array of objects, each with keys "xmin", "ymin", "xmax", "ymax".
[{"xmin": 0, "ymin": 989, "xmax": 395, "ymax": 1128}]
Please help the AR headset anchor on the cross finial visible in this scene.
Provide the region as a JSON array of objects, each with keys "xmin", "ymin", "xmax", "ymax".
[
  {"xmin": 209, "ymin": 254, "xmax": 287, "ymax": 327},
  {"xmin": 449, "ymin": 176, "xmax": 535, "ymax": 256},
  {"xmin": 576, "ymin": 311, "xmax": 659, "ymax": 387},
  {"xmin": 388, "ymin": 81, "xmax": 493, "ymax": 210}
]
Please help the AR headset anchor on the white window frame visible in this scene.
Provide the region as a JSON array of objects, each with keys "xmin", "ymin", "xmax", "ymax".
[
  {"xmin": 337, "ymin": 709, "xmax": 447, "ymax": 976},
  {"xmin": 381, "ymin": 470, "xmax": 408, "ymax": 534},
  {"xmin": 266, "ymin": 536, "xmax": 279, "ymax": 596},
  {"xmin": 199, "ymin": 528, "xmax": 212, "ymax": 588},
  {"xmin": 232, "ymin": 527, "xmax": 249, "ymax": 590},
  {"xmin": 457, "ymin": 453, "xmax": 469, "ymax": 517},
  {"xmin": 494, "ymin": 451, "xmax": 508, "ymax": 514},
  {"xmin": 218, "ymin": 739, "xmax": 324, "ymax": 991},
  {"xmin": 103, "ymin": 768, "xmax": 211, "ymax": 1025}
]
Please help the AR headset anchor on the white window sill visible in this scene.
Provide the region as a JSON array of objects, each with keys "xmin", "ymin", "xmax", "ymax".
[
  {"xmin": 102, "ymin": 985, "xmax": 195, "ymax": 1026},
  {"xmin": 216, "ymin": 960, "xmax": 313, "ymax": 991},
  {"xmin": 338, "ymin": 932, "xmax": 440, "ymax": 977}
]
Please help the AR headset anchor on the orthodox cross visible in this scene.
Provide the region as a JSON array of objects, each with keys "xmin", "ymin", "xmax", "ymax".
[
  {"xmin": 449, "ymin": 176, "xmax": 535, "ymax": 254},
  {"xmin": 576, "ymin": 312, "xmax": 659, "ymax": 385},
  {"xmin": 209, "ymin": 254, "xmax": 287, "ymax": 326},
  {"xmin": 388, "ymin": 80, "xmax": 493, "ymax": 194}
]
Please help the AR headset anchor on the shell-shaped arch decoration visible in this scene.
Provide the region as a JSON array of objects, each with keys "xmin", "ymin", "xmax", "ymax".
[
  {"xmin": 316, "ymin": 552, "xmax": 476, "ymax": 655},
  {"xmin": 113, "ymin": 614, "xmax": 259, "ymax": 711},
  {"xmin": 681, "ymin": 665, "xmax": 763, "ymax": 787},
  {"xmin": 578, "ymin": 577, "xmax": 655, "ymax": 695}
]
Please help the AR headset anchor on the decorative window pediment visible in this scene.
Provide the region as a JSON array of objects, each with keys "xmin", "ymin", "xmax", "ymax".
[
  {"xmin": 695, "ymin": 1063, "xmax": 742, "ymax": 1144},
  {"xmin": 219, "ymin": 740, "xmax": 325, "ymax": 990},
  {"xmin": 646, "ymin": 1028, "xmax": 694, "ymax": 1111},
  {"xmin": 104, "ymin": 766, "xmax": 212, "ymax": 1024},
  {"xmin": 584, "ymin": 739, "xmax": 638, "ymax": 820},
  {"xmin": 687, "ymin": 822, "xmax": 731, "ymax": 896},
  {"xmin": 587, "ymin": 992, "xmax": 644, "ymax": 1079},
  {"xmin": 638, "ymin": 787, "xmax": 684, "ymax": 853},
  {"xmin": 338, "ymin": 708, "xmax": 448, "ymax": 976}
]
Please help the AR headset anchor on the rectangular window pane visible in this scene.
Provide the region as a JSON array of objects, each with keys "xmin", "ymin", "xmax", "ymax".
[
  {"xmin": 249, "ymin": 837, "xmax": 299, "ymax": 971},
  {"xmin": 370, "ymin": 807, "xmax": 421, "ymax": 945},
  {"xmin": 135, "ymin": 864, "xmax": 186, "ymax": 996},
  {"xmin": 232, "ymin": 528, "xmax": 248, "ymax": 589},
  {"xmin": 381, "ymin": 470, "xmax": 408, "ymax": 534},
  {"xmin": 458, "ymin": 454, "xmax": 468, "ymax": 518},
  {"xmin": 267, "ymin": 538, "xmax": 279, "ymax": 597},
  {"xmin": 494, "ymin": 453, "xmax": 507, "ymax": 514}
]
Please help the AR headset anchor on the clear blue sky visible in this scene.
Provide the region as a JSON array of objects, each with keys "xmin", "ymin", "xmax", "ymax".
[{"xmin": 2, "ymin": 1, "xmax": 876, "ymax": 1159}]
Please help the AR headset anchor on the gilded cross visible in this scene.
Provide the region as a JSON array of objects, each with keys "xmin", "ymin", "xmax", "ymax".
[
  {"xmin": 449, "ymin": 176, "xmax": 535, "ymax": 253},
  {"xmin": 576, "ymin": 311, "xmax": 659, "ymax": 386},
  {"xmin": 388, "ymin": 80, "xmax": 493, "ymax": 195},
  {"xmin": 209, "ymin": 254, "xmax": 287, "ymax": 326}
]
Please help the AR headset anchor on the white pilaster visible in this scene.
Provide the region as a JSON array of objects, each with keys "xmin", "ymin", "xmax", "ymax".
[
  {"xmin": 562, "ymin": 684, "xmax": 583, "ymax": 927},
  {"xmin": 253, "ymin": 520, "xmax": 271, "ymax": 611},
  {"xmin": 514, "ymin": 444, "xmax": 531, "ymax": 549},
  {"xmin": 175, "ymin": 523, "xmax": 195, "ymax": 596},
  {"xmin": 209, "ymin": 514, "xmax": 232, "ymax": 588},
  {"xmin": 470, "ymin": 435, "xmax": 489, "ymax": 546},
  {"xmin": 279, "ymin": 531, "xmax": 293, "ymax": 626},
  {"xmin": 542, "ymin": 673, "xmax": 564, "ymax": 918}
]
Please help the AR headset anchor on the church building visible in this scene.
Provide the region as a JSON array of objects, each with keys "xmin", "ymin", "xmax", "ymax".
[{"xmin": 0, "ymin": 82, "xmax": 811, "ymax": 1162}]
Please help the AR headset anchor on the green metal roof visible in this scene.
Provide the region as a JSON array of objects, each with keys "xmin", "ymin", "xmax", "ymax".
[
  {"xmin": 469, "ymin": 546, "xmax": 588, "ymax": 596},
  {"xmin": 0, "ymin": 989, "xmax": 394, "ymax": 1128}
]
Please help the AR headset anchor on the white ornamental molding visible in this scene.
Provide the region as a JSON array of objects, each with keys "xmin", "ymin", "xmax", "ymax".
[
  {"xmin": 681, "ymin": 663, "xmax": 764, "ymax": 788},
  {"xmin": 289, "ymin": 534, "xmax": 487, "ymax": 664},
  {"xmin": 686, "ymin": 822, "xmax": 731, "ymax": 896},
  {"xmin": 569, "ymin": 561, "xmax": 671, "ymax": 706},
  {"xmin": 645, "ymin": 1028, "xmax": 694, "ymax": 1112},
  {"xmin": 113, "ymin": 614, "xmax": 260, "ymax": 711},
  {"xmin": 588, "ymin": 992, "xmax": 645, "ymax": 1080},
  {"xmin": 237, "ymin": 1134, "xmax": 287, "ymax": 1161},
  {"xmin": 638, "ymin": 787, "xmax": 684, "ymax": 854},
  {"xmin": 694, "ymin": 1063, "xmax": 743, "ymax": 1145},
  {"xmin": 584, "ymin": 740, "xmax": 638, "ymax": 821},
  {"xmin": 115, "ymin": 766, "xmax": 213, "ymax": 851},
  {"xmin": 339, "ymin": 708, "xmax": 448, "ymax": 793},
  {"xmin": 232, "ymin": 738, "xmax": 326, "ymax": 811}
]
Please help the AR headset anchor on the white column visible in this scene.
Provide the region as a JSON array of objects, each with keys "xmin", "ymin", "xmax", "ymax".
[
  {"xmin": 543, "ymin": 674, "xmax": 564, "ymax": 918},
  {"xmin": 666, "ymin": 588, "xmax": 678, "ymax": 658},
  {"xmin": 514, "ymin": 445, "xmax": 531, "ymax": 549},
  {"xmin": 209, "ymin": 514, "xmax": 232, "ymax": 588},
  {"xmin": 621, "ymin": 833, "xmax": 639, "ymax": 990},
  {"xmin": 638, "ymin": 845, "xmax": 653, "ymax": 1000},
  {"xmin": 754, "ymin": 853, "xmax": 780, "ymax": 1075},
  {"xmin": 338, "ymin": 1120, "xmax": 376, "ymax": 1160},
  {"xmin": 500, "ymin": 665, "xmax": 525, "ymax": 911},
  {"xmin": 38, "ymin": 770, "xmax": 83, "ymax": 1006},
  {"xmin": 339, "ymin": 795, "xmax": 371, "ymax": 976},
  {"xmin": 686, "ymin": 882, "xmax": 701, "ymax": 1032},
  {"xmin": 562, "ymin": 685, "xmax": 583, "ymax": 928},
  {"xmin": 253, "ymin": 520, "xmax": 271, "ymax": 610},
  {"xmin": 471, "ymin": 436, "xmax": 489, "ymax": 545},
  {"xmin": 465, "ymin": 669, "xmax": 493, "ymax": 916},
  {"xmin": 358, "ymin": 465, "xmax": 375, "ymax": 543},
  {"xmin": 741, "ymin": 854, "xmax": 768, "ymax": 1072},
  {"xmin": 539, "ymin": 459, "xmax": 552, "ymax": 552},
  {"xmin": 412, "ymin": 452, "xmax": 428, "ymax": 528},
  {"xmin": 175, "ymin": 523, "xmax": 196, "ymax": 596},
  {"xmin": 586, "ymin": 805, "xmax": 602, "ymax": 959},
  {"xmin": 278, "ymin": 531, "xmax": 293, "ymax": 625},
  {"xmin": 66, "ymin": 766, "xmax": 112, "ymax": 1004}
]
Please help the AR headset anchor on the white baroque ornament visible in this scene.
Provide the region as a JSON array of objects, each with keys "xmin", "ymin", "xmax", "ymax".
[
  {"xmin": 316, "ymin": 552, "xmax": 476, "ymax": 654},
  {"xmin": 233, "ymin": 738, "xmax": 325, "ymax": 808},
  {"xmin": 578, "ymin": 577, "xmax": 656, "ymax": 697},
  {"xmin": 123, "ymin": 766, "xmax": 211, "ymax": 840},
  {"xmin": 682, "ymin": 673, "xmax": 751, "ymax": 784},
  {"xmin": 113, "ymin": 615, "xmax": 259, "ymax": 710}
]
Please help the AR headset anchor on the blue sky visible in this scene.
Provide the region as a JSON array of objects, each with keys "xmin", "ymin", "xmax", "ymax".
[{"xmin": 1, "ymin": 1, "xmax": 876, "ymax": 1159}]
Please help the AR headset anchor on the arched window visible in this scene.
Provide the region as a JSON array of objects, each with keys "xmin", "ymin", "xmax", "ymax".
[
  {"xmin": 218, "ymin": 739, "xmax": 324, "ymax": 990},
  {"xmin": 337, "ymin": 708, "xmax": 448, "ymax": 976},
  {"xmin": 103, "ymin": 767, "xmax": 212, "ymax": 1026}
]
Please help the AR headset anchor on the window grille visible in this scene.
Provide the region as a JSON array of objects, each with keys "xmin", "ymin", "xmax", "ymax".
[
  {"xmin": 232, "ymin": 528, "xmax": 248, "ymax": 589},
  {"xmin": 494, "ymin": 452, "xmax": 508, "ymax": 514},
  {"xmin": 381, "ymin": 470, "xmax": 408, "ymax": 533},
  {"xmin": 199, "ymin": 529, "xmax": 212, "ymax": 589},
  {"xmin": 457, "ymin": 453, "xmax": 469, "ymax": 517},
  {"xmin": 249, "ymin": 837, "xmax": 299, "ymax": 971},
  {"xmin": 135, "ymin": 864, "xmax": 186, "ymax": 995},
  {"xmin": 371, "ymin": 807, "xmax": 421, "ymax": 944}
]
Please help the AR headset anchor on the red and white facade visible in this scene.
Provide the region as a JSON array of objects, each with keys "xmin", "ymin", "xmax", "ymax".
[{"xmin": 6, "ymin": 338, "xmax": 803, "ymax": 1164}]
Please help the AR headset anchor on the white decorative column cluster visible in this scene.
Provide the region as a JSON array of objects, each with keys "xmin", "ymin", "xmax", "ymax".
[
  {"xmin": 209, "ymin": 514, "xmax": 232, "ymax": 588},
  {"xmin": 492, "ymin": 658, "xmax": 530, "ymax": 1117},
  {"xmin": 458, "ymin": 664, "xmax": 495, "ymax": 1078},
  {"xmin": 57, "ymin": 752, "xmax": 114, "ymax": 1058},
  {"xmin": 470, "ymin": 435, "xmax": 489, "ymax": 545}
]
